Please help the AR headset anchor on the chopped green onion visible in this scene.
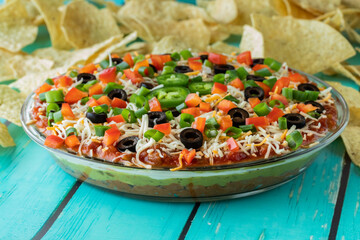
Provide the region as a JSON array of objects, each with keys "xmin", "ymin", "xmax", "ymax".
[
  {"xmin": 39, "ymin": 92, "xmax": 47, "ymax": 102},
  {"xmin": 138, "ymin": 66, "xmax": 154, "ymax": 78},
  {"xmin": 138, "ymin": 86, "xmax": 150, "ymax": 96},
  {"xmin": 203, "ymin": 59, "xmax": 213, "ymax": 68},
  {"xmin": 286, "ymin": 130, "xmax": 303, "ymax": 150},
  {"xmin": 129, "ymin": 94, "xmax": 149, "ymax": 110},
  {"xmin": 99, "ymin": 59, "xmax": 109, "ymax": 69},
  {"xmin": 293, "ymin": 90, "xmax": 308, "ymax": 102},
  {"xmin": 75, "ymin": 84, "xmax": 86, "ymax": 92},
  {"xmin": 278, "ymin": 117, "xmax": 287, "ymax": 130},
  {"xmin": 269, "ymin": 99, "xmax": 285, "ymax": 109},
  {"xmin": 225, "ymin": 70, "xmax": 239, "ymax": 82},
  {"xmin": 224, "ymin": 95, "xmax": 240, "ymax": 103},
  {"xmin": 83, "ymin": 80, "xmax": 98, "ymax": 91},
  {"xmin": 135, "ymin": 107, "xmax": 148, "ymax": 118},
  {"xmin": 112, "ymin": 107, "xmax": 123, "ymax": 115},
  {"xmin": 116, "ymin": 61, "xmax": 130, "ymax": 71},
  {"xmin": 162, "ymin": 65, "xmax": 174, "ymax": 75},
  {"xmin": 213, "ymin": 74, "xmax": 225, "ymax": 84},
  {"xmin": 282, "ymin": 88, "xmax": 293, "ymax": 99},
  {"xmin": 80, "ymin": 97, "xmax": 89, "ymax": 105},
  {"xmin": 53, "ymin": 111, "xmax": 63, "ymax": 123},
  {"xmin": 205, "ymin": 128, "xmax": 218, "ymax": 138},
  {"xmin": 236, "ymin": 67, "xmax": 248, "ymax": 80},
  {"xmin": 69, "ymin": 70, "xmax": 78, "ymax": 78},
  {"xmin": 165, "ymin": 110, "xmax": 174, "ymax": 121},
  {"xmin": 191, "ymin": 76, "xmax": 202, "ymax": 82},
  {"xmin": 103, "ymin": 82, "xmax": 123, "ymax": 94},
  {"xmin": 176, "ymin": 102, "xmax": 187, "ymax": 112},
  {"xmin": 93, "ymin": 104, "xmax": 108, "ymax": 114},
  {"xmin": 66, "ymin": 127, "xmax": 78, "ymax": 137},
  {"xmin": 253, "ymin": 102, "xmax": 271, "ymax": 116},
  {"xmin": 144, "ymin": 129, "xmax": 164, "ymax": 142},
  {"xmin": 45, "ymin": 90, "xmax": 64, "ymax": 103},
  {"xmin": 244, "ymin": 80, "xmax": 258, "ymax": 89},
  {"xmin": 306, "ymin": 90, "xmax": 319, "ymax": 101},
  {"xmin": 164, "ymin": 61, "xmax": 177, "ymax": 67},
  {"xmin": 94, "ymin": 125, "xmax": 111, "ymax": 137},
  {"xmin": 46, "ymin": 103, "xmax": 60, "ymax": 117},
  {"xmin": 264, "ymin": 57, "xmax": 282, "ymax": 71},
  {"xmin": 255, "ymin": 68, "xmax": 272, "ymax": 77},
  {"xmin": 238, "ymin": 124, "xmax": 257, "ymax": 133},
  {"xmin": 180, "ymin": 49, "xmax": 193, "ymax": 60},
  {"xmin": 180, "ymin": 113, "xmax": 194, "ymax": 128},
  {"xmin": 45, "ymin": 78, "xmax": 54, "ymax": 85},
  {"xmin": 121, "ymin": 109, "xmax": 137, "ymax": 123},
  {"xmin": 308, "ymin": 111, "xmax": 320, "ymax": 119},
  {"xmin": 263, "ymin": 77, "xmax": 277, "ymax": 89},
  {"xmin": 47, "ymin": 112, "xmax": 54, "ymax": 127},
  {"xmin": 205, "ymin": 117, "xmax": 220, "ymax": 129},
  {"xmin": 133, "ymin": 54, "xmax": 145, "ymax": 64},
  {"xmin": 225, "ymin": 127, "xmax": 243, "ymax": 139},
  {"xmin": 92, "ymin": 94, "xmax": 105, "ymax": 100},
  {"xmin": 171, "ymin": 52, "xmax": 181, "ymax": 61}
]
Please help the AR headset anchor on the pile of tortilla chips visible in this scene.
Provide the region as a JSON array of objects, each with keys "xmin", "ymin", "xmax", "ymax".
[{"xmin": 0, "ymin": 0, "xmax": 359, "ymax": 167}]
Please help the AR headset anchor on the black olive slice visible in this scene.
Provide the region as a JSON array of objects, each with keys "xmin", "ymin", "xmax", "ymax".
[
  {"xmin": 244, "ymin": 86, "xmax": 265, "ymax": 101},
  {"xmin": 200, "ymin": 55, "xmax": 208, "ymax": 62},
  {"xmin": 246, "ymin": 74, "xmax": 266, "ymax": 82},
  {"xmin": 86, "ymin": 112, "xmax": 107, "ymax": 124},
  {"xmin": 298, "ymin": 83, "xmax": 319, "ymax": 92},
  {"xmin": 284, "ymin": 113, "xmax": 306, "ymax": 129},
  {"xmin": 171, "ymin": 109, "xmax": 181, "ymax": 118},
  {"xmin": 180, "ymin": 128, "xmax": 203, "ymax": 149},
  {"xmin": 77, "ymin": 73, "xmax": 96, "ymax": 83},
  {"xmin": 250, "ymin": 58, "xmax": 264, "ymax": 67},
  {"xmin": 174, "ymin": 65, "xmax": 193, "ymax": 73},
  {"xmin": 228, "ymin": 108, "xmax": 250, "ymax": 127},
  {"xmin": 147, "ymin": 111, "xmax": 167, "ymax": 128},
  {"xmin": 116, "ymin": 136, "xmax": 139, "ymax": 152},
  {"xmin": 108, "ymin": 89, "xmax": 127, "ymax": 100},
  {"xmin": 141, "ymin": 82, "xmax": 155, "ymax": 89},
  {"xmin": 214, "ymin": 64, "xmax": 235, "ymax": 74},
  {"xmin": 111, "ymin": 58, "xmax": 123, "ymax": 65},
  {"xmin": 149, "ymin": 64, "xmax": 158, "ymax": 73},
  {"xmin": 304, "ymin": 101, "xmax": 325, "ymax": 114}
]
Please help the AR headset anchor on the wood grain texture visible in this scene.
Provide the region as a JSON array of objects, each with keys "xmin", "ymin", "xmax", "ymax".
[
  {"xmin": 185, "ymin": 139, "xmax": 345, "ymax": 240},
  {"xmin": 42, "ymin": 184, "xmax": 194, "ymax": 240},
  {"xmin": 336, "ymin": 165, "xmax": 360, "ymax": 240},
  {"xmin": 0, "ymin": 124, "xmax": 76, "ymax": 239}
]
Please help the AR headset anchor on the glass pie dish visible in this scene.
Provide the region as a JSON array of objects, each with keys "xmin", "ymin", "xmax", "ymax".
[{"xmin": 21, "ymin": 71, "xmax": 349, "ymax": 202}]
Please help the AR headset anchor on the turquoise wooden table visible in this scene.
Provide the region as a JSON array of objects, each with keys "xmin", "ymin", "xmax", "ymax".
[{"xmin": 1, "ymin": 1, "xmax": 360, "ymax": 239}]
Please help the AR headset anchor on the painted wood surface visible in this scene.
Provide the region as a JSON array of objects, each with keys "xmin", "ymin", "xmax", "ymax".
[
  {"xmin": 0, "ymin": 124, "xmax": 76, "ymax": 239},
  {"xmin": 42, "ymin": 184, "xmax": 194, "ymax": 240}
]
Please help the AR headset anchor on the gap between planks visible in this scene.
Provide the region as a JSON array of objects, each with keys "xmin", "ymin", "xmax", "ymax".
[{"xmin": 178, "ymin": 202, "xmax": 201, "ymax": 240}]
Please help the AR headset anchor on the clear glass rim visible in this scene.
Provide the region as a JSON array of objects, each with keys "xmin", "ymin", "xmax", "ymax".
[{"xmin": 20, "ymin": 70, "xmax": 349, "ymax": 171}]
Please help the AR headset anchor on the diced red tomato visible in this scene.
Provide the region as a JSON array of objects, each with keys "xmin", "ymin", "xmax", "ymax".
[
  {"xmin": 97, "ymin": 95, "xmax": 112, "ymax": 106},
  {"xmin": 248, "ymin": 98, "xmax": 261, "ymax": 108},
  {"xmin": 271, "ymin": 77, "xmax": 290, "ymax": 93},
  {"xmin": 149, "ymin": 97, "xmax": 162, "ymax": 112},
  {"xmin": 44, "ymin": 135, "xmax": 64, "ymax": 149},
  {"xmin": 252, "ymin": 64, "xmax": 271, "ymax": 72},
  {"xmin": 54, "ymin": 75, "xmax": 72, "ymax": 88},
  {"xmin": 64, "ymin": 88, "xmax": 88, "ymax": 104},
  {"xmin": 208, "ymin": 53, "xmax": 227, "ymax": 65},
  {"xmin": 236, "ymin": 51, "xmax": 252, "ymax": 66},
  {"xmin": 217, "ymin": 100, "xmax": 237, "ymax": 114},
  {"xmin": 111, "ymin": 97, "xmax": 127, "ymax": 108},
  {"xmin": 289, "ymin": 72, "xmax": 307, "ymax": 83},
  {"xmin": 79, "ymin": 63, "xmax": 97, "ymax": 74},
  {"xmin": 154, "ymin": 123, "xmax": 172, "ymax": 135},
  {"xmin": 61, "ymin": 103, "xmax": 75, "ymax": 119},
  {"xmin": 271, "ymin": 93, "xmax": 288, "ymax": 106},
  {"xmin": 181, "ymin": 107, "xmax": 201, "ymax": 117},
  {"xmin": 123, "ymin": 69, "xmax": 143, "ymax": 84},
  {"xmin": 255, "ymin": 81, "xmax": 270, "ymax": 97},
  {"xmin": 88, "ymin": 83, "xmax": 103, "ymax": 96},
  {"xmin": 227, "ymin": 137, "xmax": 239, "ymax": 152},
  {"xmin": 297, "ymin": 103, "xmax": 318, "ymax": 113},
  {"xmin": 99, "ymin": 67, "xmax": 117, "ymax": 83},
  {"xmin": 123, "ymin": 53, "xmax": 134, "ymax": 67},
  {"xmin": 160, "ymin": 54, "xmax": 171, "ymax": 63},
  {"xmin": 103, "ymin": 127, "xmax": 122, "ymax": 146},
  {"xmin": 266, "ymin": 107, "xmax": 284, "ymax": 122},
  {"xmin": 212, "ymin": 82, "xmax": 227, "ymax": 94},
  {"xmin": 185, "ymin": 93, "xmax": 202, "ymax": 107},
  {"xmin": 219, "ymin": 115, "xmax": 233, "ymax": 131},
  {"xmin": 188, "ymin": 56, "xmax": 200, "ymax": 62},
  {"xmin": 65, "ymin": 135, "xmax": 80, "ymax": 148},
  {"xmin": 150, "ymin": 55, "xmax": 164, "ymax": 70},
  {"xmin": 134, "ymin": 59, "xmax": 149, "ymax": 72},
  {"xmin": 183, "ymin": 149, "xmax": 196, "ymax": 165},
  {"xmin": 246, "ymin": 116, "xmax": 269, "ymax": 128},
  {"xmin": 87, "ymin": 98, "xmax": 99, "ymax": 107},
  {"xmin": 35, "ymin": 83, "xmax": 52, "ymax": 95},
  {"xmin": 192, "ymin": 117, "xmax": 206, "ymax": 133},
  {"xmin": 107, "ymin": 114, "xmax": 125, "ymax": 123},
  {"xmin": 229, "ymin": 78, "xmax": 244, "ymax": 90},
  {"xmin": 189, "ymin": 60, "xmax": 202, "ymax": 71},
  {"xmin": 199, "ymin": 102, "xmax": 211, "ymax": 112}
]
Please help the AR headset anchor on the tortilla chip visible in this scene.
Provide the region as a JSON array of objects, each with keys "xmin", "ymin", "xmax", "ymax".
[
  {"xmin": 251, "ymin": 14, "xmax": 356, "ymax": 74},
  {"xmin": 60, "ymin": 1, "xmax": 122, "ymax": 49},
  {"xmin": 328, "ymin": 63, "xmax": 360, "ymax": 85},
  {"xmin": 208, "ymin": 41, "xmax": 240, "ymax": 54},
  {"xmin": 31, "ymin": 0, "xmax": 72, "ymax": 50},
  {"xmin": 207, "ymin": 0, "xmax": 238, "ymax": 24},
  {"xmin": 318, "ymin": 9, "xmax": 346, "ymax": 31},
  {"xmin": 341, "ymin": 0, "xmax": 360, "ymax": 8},
  {"xmin": 152, "ymin": 36, "xmax": 188, "ymax": 54},
  {"xmin": 239, "ymin": 25, "xmax": 264, "ymax": 58},
  {"xmin": 0, "ymin": 85, "xmax": 26, "ymax": 126},
  {"xmin": 32, "ymin": 47, "xmax": 75, "ymax": 68},
  {"xmin": 9, "ymin": 55, "xmax": 54, "ymax": 78},
  {"xmin": 290, "ymin": 0, "xmax": 340, "ymax": 14},
  {"xmin": 0, "ymin": 0, "xmax": 38, "ymax": 52},
  {"xmin": 341, "ymin": 126, "xmax": 360, "ymax": 167},
  {"xmin": 0, "ymin": 49, "xmax": 18, "ymax": 82},
  {"xmin": 0, "ymin": 122, "xmax": 15, "ymax": 148},
  {"xmin": 283, "ymin": 0, "xmax": 315, "ymax": 19}
]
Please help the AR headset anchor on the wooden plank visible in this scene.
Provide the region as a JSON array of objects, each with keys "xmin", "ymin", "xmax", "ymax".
[
  {"xmin": 42, "ymin": 184, "xmax": 195, "ymax": 240},
  {"xmin": 0, "ymin": 124, "xmax": 76, "ymax": 239},
  {"xmin": 336, "ymin": 164, "xmax": 360, "ymax": 240},
  {"xmin": 185, "ymin": 139, "xmax": 345, "ymax": 240}
]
